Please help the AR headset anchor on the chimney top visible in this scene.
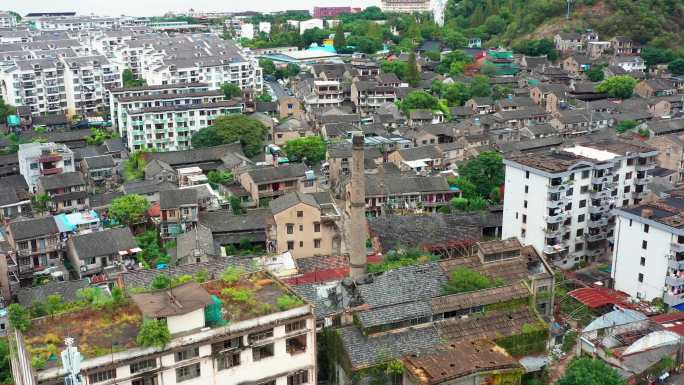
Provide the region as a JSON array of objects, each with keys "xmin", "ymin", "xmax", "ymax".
[{"xmin": 352, "ymin": 133, "xmax": 364, "ymax": 147}]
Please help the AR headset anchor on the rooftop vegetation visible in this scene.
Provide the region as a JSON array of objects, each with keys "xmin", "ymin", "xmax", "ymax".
[{"xmin": 442, "ymin": 267, "xmax": 504, "ymax": 295}]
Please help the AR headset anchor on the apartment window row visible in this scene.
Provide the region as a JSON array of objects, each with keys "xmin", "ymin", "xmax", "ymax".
[
  {"xmin": 176, "ymin": 363, "xmax": 200, "ymax": 382},
  {"xmin": 130, "ymin": 358, "xmax": 156, "ymax": 374},
  {"xmin": 175, "ymin": 347, "xmax": 199, "ymax": 362},
  {"xmin": 89, "ymin": 369, "xmax": 116, "ymax": 384},
  {"xmin": 287, "ymin": 239, "xmax": 323, "ymax": 250}
]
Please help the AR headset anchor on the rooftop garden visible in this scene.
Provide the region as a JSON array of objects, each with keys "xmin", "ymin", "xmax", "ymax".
[
  {"xmin": 442, "ymin": 267, "xmax": 505, "ymax": 295},
  {"xmin": 367, "ymin": 248, "xmax": 440, "ymax": 273}
]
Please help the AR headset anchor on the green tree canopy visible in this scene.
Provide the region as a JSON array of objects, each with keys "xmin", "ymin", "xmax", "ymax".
[
  {"xmin": 333, "ymin": 23, "xmax": 347, "ymax": 52},
  {"xmin": 0, "ymin": 97, "xmax": 16, "ymax": 124},
  {"xmin": 596, "ymin": 76, "xmax": 637, "ymax": 99},
  {"xmin": 555, "ymin": 357, "xmax": 627, "ymax": 385},
  {"xmin": 258, "ymin": 58, "xmax": 276, "ymax": 76},
  {"xmin": 458, "ymin": 151, "xmax": 504, "ymax": 198},
  {"xmin": 192, "ymin": 115, "xmax": 268, "ymax": 157},
  {"xmin": 122, "ymin": 69, "xmax": 145, "ymax": 87},
  {"xmin": 587, "ymin": 66, "xmax": 605, "ymax": 82},
  {"xmin": 380, "ymin": 60, "xmax": 408, "ymax": 79},
  {"xmin": 443, "ymin": 267, "xmax": 502, "ymax": 294},
  {"xmin": 443, "ymin": 82, "xmax": 471, "ymax": 106},
  {"xmin": 122, "ymin": 150, "xmax": 148, "ymax": 181},
  {"xmin": 405, "ymin": 52, "xmax": 420, "ymax": 88},
  {"xmin": 109, "ymin": 194, "xmax": 150, "ymax": 227},
  {"xmin": 0, "ymin": 338, "xmax": 13, "ymax": 383},
  {"xmin": 399, "ymin": 91, "xmax": 439, "ymax": 113},
  {"xmin": 669, "ymin": 58, "xmax": 684, "ymax": 76},
  {"xmin": 207, "ymin": 170, "xmax": 233, "ymax": 188},
  {"xmin": 469, "ymin": 75, "xmax": 492, "ymax": 97},
  {"xmin": 137, "ymin": 319, "xmax": 170, "ymax": 348},
  {"xmin": 616, "ymin": 120, "xmax": 638, "ymax": 134},
  {"xmin": 8, "ymin": 303, "xmax": 31, "ymax": 332},
  {"xmin": 283, "ymin": 136, "xmax": 327, "ymax": 165},
  {"xmin": 221, "ymin": 83, "xmax": 242, "ymax": 99}
]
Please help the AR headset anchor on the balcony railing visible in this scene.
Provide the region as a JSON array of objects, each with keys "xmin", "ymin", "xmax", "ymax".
[
  {"xmin": 41, "ymin": 167, "xmax": 63, "ymax": 175},
  {"xmin": 665, "ymin": 275, "xmax": 684, "ymax": 287}
]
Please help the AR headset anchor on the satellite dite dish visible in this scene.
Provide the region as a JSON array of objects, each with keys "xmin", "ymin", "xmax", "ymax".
[{"xmin": 61, "ymin": 338, "xmax": 83, "ymax": 385}]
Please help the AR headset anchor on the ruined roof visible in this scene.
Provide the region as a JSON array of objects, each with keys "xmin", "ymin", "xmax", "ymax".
[
  {"xmin": 131, "ymin": 281, "xmax": 213, "ymax": 317},
  {"xmin": 438, "ymin": 308, "xmax": 539, "ymax": 342},
  {"xmin": 357, "ymin": 262, "xmax": 448, "ymax": 309},
  {"xmin": 430, "ymin": 283, "xmax": 529, "ymax": 314},
  {"xmin": 357, "ymin": 300, "xmax": 433, "ymax": 329}
]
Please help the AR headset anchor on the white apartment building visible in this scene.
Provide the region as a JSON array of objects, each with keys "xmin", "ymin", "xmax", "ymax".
[
  {"xmin": 611, "ymin": 193, "xmax": 684, "ymax": 308},
  {"xmin": 11, "ymin": 277, "xmax": 316, "ymax": 385},
  {"xmin": 380, "ymin": 0, "xmax": 432, "ymax": 13},
  {"xmin": 32, "ymin": 16, "xmax": 120, "ymax": 31},
  {"xmin": 18, "ymin": 142, "xmax": 76, "ymax": 191},
  {"xmin": 61, "ymin": 55, "xmax": 122, "ymax": 115},
  {"xmin": 0, "ymin": 58, "xmax": 68, "ymax": 114},
  {"xmin": 502, "ymin": 140, "xmax": 657, "ymax": 269},
  {"xmin": 240, "ymin": 24, "xmax": 255, "ymax": 40},
  {"xmin": 0, "ymin": 11, "xmax": 18, "ymax": 28},
  {"xmin": 124, "ymin": 99, "xmax": 243, "ymax": 151},
  {"xmin": 299, "ymin": 19, "xmax": 324, "ymax": 34}
]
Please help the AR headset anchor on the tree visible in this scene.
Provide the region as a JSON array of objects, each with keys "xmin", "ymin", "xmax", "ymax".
[
  {"xmin": 483, "ymin": 15, "xmax": 506, "ymax": 35},
  {"xmin": 399, "ymin": 91, "xmax": 439, "ymax": 113},
  {"xmin": 258, "ymin": 58, "xmax": 276, "ymax": 76},
  {"xmin": 596, "ymin": 76, "xmax": 637, "ymax": 99},
  {"xmin": 669, "ymin": 58, "xmax": 684, "ymax": 76},
  {"xmin": 86, "ymin": 127, "xmax": 115, "ymax": 145},
  {"xmin": 555, "ymin": 357, "xmax": 627, "ymax": 385},
  {"xmin": 0, "ymin": 338, "xmax": 13, "ymax": 384},
  {"xmin": 45, "ymin": 294, "xmax": 63, "ymax": 316},
  {"xmin": 256, "ymin": 92, "xmax": 273, "ymax": 102},
  {"xmin": 283, "ymin": 136, "xmax": 327, "ymax": 165},
  {"xmin": 229, "ymin": 195, "xmax": 243, "ymax": 215},
  {"xmin": 587, "ymin": 66, "xmax": 605, "ymax": 82},
  {"xmin": 405, "ymin": 52, "xmax": 420, "ymax": 88},
  {"xmin": 458, "ymin": 151, "xmax": 504, "ymax": 198},
  {"xmin": 109, "ymin": 194, "xmax": 150, "ymax": 227},
  {"xmin": 221, "ymin": 83, "xmax": 242, "ymax": 99},
  {"xmin": 8, "ymin": 303, "xmax": 31, "ymax": 331},
  {"xmin": 0, "ymin": 97, "xmax": 16, "ymax": 124},
  {"xmin": 122, "ymin": 69, "xmax": 145, "ymax": 88},
  {"xmin": 380, "ymin": 60, "xmax": 408, "ymax": 79},
  {"xmin": 616, "ymin": 120, "xmax": 638, "ymax": 134},
  {"xmin": 443, "ymin": 30, "xmax": 467, "ymax": 49},
  {"xmin": 207, "ymin": 170, "xmax": 233, "ymax": 188},
  {"xmin": 32, "ymin": 193, "xmax": 51, "ymax": 215},
  {"xmin": 333, "ymin": 23, "xmax": 347, "ymax": 52},
  {"xmin": 192, "ymin": 115, "xmax": 268, "ymax": 157},
  {"xmin": 492, "ymin": 85, "xmax": 512, "ymax": 100},
  {"xmin": 137, "ymin": 319, "xmax": 171, "ymax": 348},
  {"xmin": 443, "ymin": 82, "xmax": 471, "ymax": 106},
  {"xmin": 469, "ymin": 75, "xmax": 492, "ymax": 97},
  {"xmin": 122, "ymin": 150, "xmax": 148, "ymax": 181},
  {"xmin": 150, "ymin": 274, "xmax": 172, "ymax": 290}
]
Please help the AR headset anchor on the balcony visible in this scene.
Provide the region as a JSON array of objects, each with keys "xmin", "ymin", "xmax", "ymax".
[
  {"xmin": 587, "ymin": 217, "xmax": 608, "ymax": 228},
  {"xmin": 635, "ymin": 176, "xmax": 652, "ymax": 185},
  {"xmin": 543, "ymin": 227, "xmax": 562, "ymax": 237},
  {"xmin": 663, "ymin": 291, "xmax": 684, "ymax": 307},
  {"xmin": 546, "ymin": 182, "xmax": 567, "ymax": 193},
  {"xmin": 590, "ymin": 189, "xmax": 610, "ymax": 199},
  {"xmin": 584, "ymin": 232, "xmax": 607, "ymax": 242},
  {"xmin": 545, "ymin": 212, "xmax": 568, "ymax": 224},
  {"xmin": 589, "ymin": 205, "xmax": 609, "ymax": 215},
  {"xmin": 668, "ymin": 258, "xmax": 684, "ymax": 271},
  {"xmin": 39, "ymin": 154, "xmax": 63, "ymax": 163},
  {"xmin": 635, "ymin": 162, "xmax": 654, "ymax": 171},
  {"xmin": 671, "ymin": 243, "xmax": 684, "ymax": 253},
  {"xmin": 41, "ymin": 167, "xmax": 62, "ymax": 175},
  {"xmin": 665, "ymin": 274, "xmax": 684, "ymax": 287}
]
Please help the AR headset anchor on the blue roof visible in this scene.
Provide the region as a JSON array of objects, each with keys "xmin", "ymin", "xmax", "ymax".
[{"xmin": 307, "ymin": 43, "xmax": 336, "ymax": 53}]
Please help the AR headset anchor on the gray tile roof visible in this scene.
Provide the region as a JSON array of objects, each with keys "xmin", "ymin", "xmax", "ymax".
[
  {"xmin": 17, "ymin": 279, "xmax": 90, "ymax": 307},
  {"xmin": 357, "ymin": 262, "xmax": 448, "ymax": 308},
  {"xmin": 89, "ymin": 191, "xmax": 123, "ymax": 208},
  {"xmin": 38, "ymin": 171, "xmax": 85, "ymax": 191},
  {"xmin": 9, "ymin": 216, "xmax": 59, "ymax": 240},
  {"xmin": 357, "ymin": 300, "xmax": 432, "ymax": 329},
  {"xmin": 120, "ymin": 258, "xmax": 254, "ymax": 289},
  {"xmin": 338, "ymin": 324, "xmax": 439, "ymax": 369},
  {"xmin": 69, "ymin": 228, "xmax": 137, "ymax": 259},
  {"xmin": 84, "ymin": 155, "xmax": 115, "ymax": 170},
  {"xmin": 175, "ymin": 224, "xmax": 216, "ymax": 263},
  {"xmin": 269, "ymin": 192, "xmax": 319, "ymax": 214},
  {"xmin": 246, "ymin": 163, "xmax": 308, "ymax": 184},
  {"xmin": 364, "ymin": 174, "xmax": 451, "ymax": 196},
  {"xmin": 199, "ymin": 209, "xmax": 269, "ymax": 233},
  {"xmin": 159, "ymin": 188, "xmax": 198, "ymax": 209},
  {"xmin": 396, "ymin": 145, "xmax": 441, "ymax": 161},
  {"xmin": 123, "ymin": 180, "xmax": 177, "ymax": 195},
  {"xmin": 144, "ymin": 142, "xmax": 244, "ymax": 168}
]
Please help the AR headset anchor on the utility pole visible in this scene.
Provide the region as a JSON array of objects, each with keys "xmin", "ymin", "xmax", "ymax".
[{"xmin": 566, "ymin": 0, "xmax": 573, "ymax": 20}]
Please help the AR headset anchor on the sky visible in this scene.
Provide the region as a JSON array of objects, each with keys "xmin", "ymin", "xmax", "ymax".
[{"xmin": 11, "ymin": 0, "xmax": 380, "ymax": 17}]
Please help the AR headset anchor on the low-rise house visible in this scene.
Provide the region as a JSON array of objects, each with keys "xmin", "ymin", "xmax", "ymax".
[
  {"xmin": 239, "ymin": 163, "xmax": 313, "ymax": 207},
  {"xmin": 409, "ymin": 109, "xmax": 443, "ymax": 125},
  {"xmin": 609, "ymin": 56, "xmax": 646, "ymax": 73},
  {"xmin": 277, "ymin": 95, "xmax": 302, "ymax": 118},
  {"xmin": 388, "ymin": 145, "xmax": 443, "ymax": 173},
  {"xmin": 465, "ymin": 97, "xmax": 495, "ymax": 115},
  {"xmin": 66, "ymin": 227, "xmax": 139, "ymax": 280},
  {"xmin": 37, "ymin": 171, "xmax": 88, "ymax": 213},
  {"xmin": 7, "ymin": 216, "xmax": 62, "ymax": 283},
  {"xmin": 350, "ymin": 80, "xmax": 397, "ymax": 113},
  {"xmin": 554, "ymin": 32, "xmax": 582, "ymax": 52},
  {"xmin": 199, "ymin": 209, "xmax": 270, "ymax": 249},
  {"xmin": 81, "ymin": 155, "xmax": 116, "ymax": 186},
  {"xmin": 643, "ymin": 118, "xmax": 684, "ymax": 137},
  {"xmin": 529, "ymin": 84, "xmax": 568, "ymax": 113},
  {"xmin": 611, "ymin": 36, "xmax": 641, "ymax": 56},
  {"xmin": 326, "ymin": 145, "xmax": 383, "ymax": 192},
  {"xmin": 587, "ymin": 41, "xmax": 612, "ymax": 59},
  {"xmin": 266, "ymin": 192, "xmax": 340, "ymax": 258},
  {"xmin": 273, "ymin": 118, "xmax": 314, "ymax": 146},
  {"xmin": 550, "ymin": 110, "xmax": 612, "ymax": 135},
  {"xmin": 491, "ymin": 106, "xmax": 548, "ymax": 129},
  {"xmin": 144, "ymin": 159, "xmax": 178, "ymax": 184},
  {"xmin": 173, "ymin": 224, "xmax": 217, "ymax": 265},
  {"xmin": 0, "ymin": 185, "xmax": 31, "ymax": 221},
  {"xmin": 159, "ymin": 188, "xmax": 199, "ymax": 238},
  {"xmin": 634, "ymin": 79, "xmax": 677, "ymax": 98},
  {"xmin": 562, "ymin": 54, "xmax": 592, "ymax": 76}
]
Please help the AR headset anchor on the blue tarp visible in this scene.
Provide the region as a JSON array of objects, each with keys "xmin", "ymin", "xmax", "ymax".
[{"xmin": 673, "ymin": 303, "xmax": 684, "ymax": 311}]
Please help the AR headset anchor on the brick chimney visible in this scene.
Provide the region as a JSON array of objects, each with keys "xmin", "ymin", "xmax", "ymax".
[{"xmin": 349, "ymin": 133, "xmax": 367, "ymax": 278}]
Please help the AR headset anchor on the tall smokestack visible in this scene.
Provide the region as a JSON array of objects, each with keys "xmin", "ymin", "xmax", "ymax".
[{"xmin": 350, "ymin": 133, "xmax": 367, "ymax": 278}]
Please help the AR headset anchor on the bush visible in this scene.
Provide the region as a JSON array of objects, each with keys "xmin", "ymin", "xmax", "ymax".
[
  {"xmin": 220, "ymin": 266, "xmax": 244, "ymax": 285},
  {"xmin": 276, "ymin": 295, "xmax": 304, "ymax": 311},
  {"xmin": 150, "ymin": 274, "xmax": 172, "ymax": 290},
  {"xmin": 136, "ymin": 319, "xmax": 170, "ymax": 348},
  {"xmin": 8, "ymin": 304, "xmax": 31, "ymax": 331},
  {"xmin": 443, "ymin": 268, "xmax": 503, "ymax": 294},
  {"xmin": 561, "ymin": 330, "xmax": 578, "ymax": 353},
  {"xmin": 221, "ymin": 287, "xmax": 253, "ymax": 303}
]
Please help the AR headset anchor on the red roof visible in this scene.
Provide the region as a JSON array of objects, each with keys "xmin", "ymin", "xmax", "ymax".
[
  {"xmin": 568, "ymin": 287, "xmax": 632, "ymax": 309},
  {"xmin": 651, "ymin": 312, "xmax": 684, "ymax": 336},
  {"xmin": 147, "ymin": 202, "xmax": 160, "ymax": 217},
  {"xmin": 282, "ymin": 253, "xmax": 383, "ymax": 285}
]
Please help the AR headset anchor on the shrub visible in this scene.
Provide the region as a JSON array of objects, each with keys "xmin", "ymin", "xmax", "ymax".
[
  {"xmin": 220, "ymin": 266, "xmax": 244, "ymax": 285},
  {"xmin": 221, "ymin": 287, "xmax": 253, "ymax": 303},
  {"xmin": 150, "ymin": 274, "xmax": 172, "ymax": 290},
  {"xmin": 561, "ymin": 330, "xmax": 578, "ymax": 353},
  {"xmin": 443, "ymin": 268, "xmax": 503, "ymax": 294},
  {"xmin": 8, "ymin": 304, "xmax": 31, "ymax": 331},
  {"xmin": 276, "ymin": 295, "xmax": 304, "ymax": 311},
  {"xmin": 136, "ymin": 319, "xmax": 170, "ymax": 348}
]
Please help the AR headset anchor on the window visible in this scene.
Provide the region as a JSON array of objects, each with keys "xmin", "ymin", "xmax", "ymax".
[
  {"xmin": 623, "ymin": 199, "xmax": 629, "ymax": 207},
  {"xmin": 576, "ymin": 229, "xmax": 584, "ymax": 237},
  {"xmin": 644, "ymin": 224, "xmax": 649, "ymax": 233},
  {"xmin": 89, "ymin": 369, "xmax": 116, "ymax": 384},
  {"xmin": 580, "ymin": 185, "xmax": 589, "ymax": 194},
  {"xmin": 624, "ymin": 186, "xmax": 631, "ymax": 193},
  {"xmin": 286, "ymin": 320, "xmax": 306, "ymax": 333},
  {"xmin": 525, "ymin": 171, "xmax": 530, "ymax": 179},
  {"xmin": 581, "ymin": 170, "xmax": 590, "ymax": 179},
  {"xmin": 130, "ymin": 359, "xmax": 156, "ymax": 374},
  {"xmin": 30, "ymin": 162, "xmax": 38, "ymax": 170},
  {"xmin": 299, "ymin": 224, "xmax": 303, "ymax": 231},
  {"xmin": 638, "ymin": 273, "xmax": 644, "ymax": 283},
  {"xmin": 314, "ymin": 222, "xmax": 321, "ymax": 232},
  {"xmin": 524, "ymin": 185, "xmax": 529, "ymax": 193},
  {"xmin": 176, "ymin": 363, "xmax": 200, "ymax": 382},
  {"xmin": 578, "ymin": 214, "xmax": 585, "ymax": 223},
  {"xmin": 249, "ymin": 329, "xmax": 273, "ymax": 343},
  {"xmin": 314, "ymin": 239, "xmax": 321, "ymax": 248},
  {"xmin": 640, "ymin": 257, "xmax": 646, "ymax": 266},
  {"xmin": 625, "ymin": 172, "xmax": 632, "ymax": 180},
  {"xmin": 287, "ymin": 241, "xmax": 294, "ymax": 250},
  {"xmin": 566, "ymin": 188, "xmax": 573, "ymax": 196},
  {"xmin": 288, "ymin": 370, "xmax": 309, "ymax": 385},
  {"xmin": 523, "ymin": 200, "xmax": 528, "ymax": 208},
  {"xmin": 252, "ymin": 343, "xmax": 274, "ymax": 361},
  {"xmin": 579, "ymin": 199, "xmax": 586, "ymax": 208},
  {"xmin": 131, "ymin": 376, "xmax": 156, "ymax": 385},
  {"xmin": 299, "ymin": 241, "xmax": 303, "ymax": 247},
  {"xmin": 522, "ymin": 214, "xmax": 527, "ymax": 224},
  {"xmin": 286, "ymin": 223, "xmax": 294, "ymax": 234},
  {"xmin": 297, "ymin": 210, "xmax": 303, "ymax": 217},
  {"xmin": 642, "ymin": 240, "xmax": 647, "ymax": 250},
  {"xmin": 175, "ymin": 347, "xmax": 199, "ymax": 362},
  {"xmin": 286, "ymin": 335, "xmax": 307, "ymax": 354},
  {"xmin": 216, "ymin": 352, "xmax": 240, "ymax": 370},
  {"xmin": 575, "ymin": 242, "xmax": 584, "ymax": 252}
]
